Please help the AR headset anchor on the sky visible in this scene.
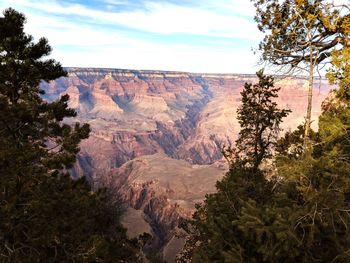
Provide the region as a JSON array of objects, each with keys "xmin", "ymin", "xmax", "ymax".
[{"xmin": 0, "ymin": 0, "xmax": 263, "ymax": 73}]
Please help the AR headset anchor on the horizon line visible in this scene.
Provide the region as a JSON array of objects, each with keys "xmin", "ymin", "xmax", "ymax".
[{"xmin": 63, "ymin": 66, "xmax": 327, "ymax": 80}]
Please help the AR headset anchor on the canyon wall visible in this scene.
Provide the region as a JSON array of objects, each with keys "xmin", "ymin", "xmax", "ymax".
[{"xmin": 41, "ymin": 68, "xmax": 331, "ymax": 262}]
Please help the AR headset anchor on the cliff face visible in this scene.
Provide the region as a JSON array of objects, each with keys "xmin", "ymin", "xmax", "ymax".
[
  {"xmin": 103, "ymin": 153, "xmax": 225, "ymax": 258},
  {"xmin": 41, "ymin": 68, "xmax": 331, "ymax": 261},
  {"xmin": 42, "ymin": 68, "xmax": 329, "ymax": 169}
]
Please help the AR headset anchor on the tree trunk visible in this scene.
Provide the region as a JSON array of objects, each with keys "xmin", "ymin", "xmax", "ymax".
[{"xmin": 303, "ymin": 45, "xmax": 314, "ymax": 154}]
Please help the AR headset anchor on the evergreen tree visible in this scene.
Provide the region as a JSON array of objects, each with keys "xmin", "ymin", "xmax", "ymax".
[
  {"xmin": 234, "ymin": 70, "xmax": 291, "ymax": 170},
  {"xmin": 184, "ymin": 67, "xmax": 350, "ymax": 262},
  {"xmin": 275, "ymin": 125, "xmax": 321, "ymax": 159},
  {"xmin": 274, "ymin": 87, "xmax": 350, "ymax": 260},
  {"xmin": 322, "ymin": 44, "xmax": 350, "ymax": 161},
  {"xmin": 252, "ymin": 0, "xmax": 350, "ymax": 151},
  {"xmin": 0, "ymin": 8, "xmax": 139, "ymax": 262},
  {"xmin": 185, "ymin": 71, "xmax": 289, "ymax": 262}
]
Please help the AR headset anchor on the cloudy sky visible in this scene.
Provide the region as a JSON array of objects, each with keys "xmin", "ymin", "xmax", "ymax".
[{"xmin": 0, "ymin": 0, "xmax": 263, "ymax": 73}]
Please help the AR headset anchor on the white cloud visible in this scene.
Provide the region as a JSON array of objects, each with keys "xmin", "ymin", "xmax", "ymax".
[
  {"xmin": 4, "ymin": 0, "xmax": 260, "ymax": 40},
  {"xmin": 118, "ymin": 2, "xmax": 258, "ymax": 39},
  {"xmin": 0, "ymin": 0, "xmax": 262, "ymax": 73},
  {"xmin": 53, "ymin": 42, "xmax": 259, "ymax": 74}
]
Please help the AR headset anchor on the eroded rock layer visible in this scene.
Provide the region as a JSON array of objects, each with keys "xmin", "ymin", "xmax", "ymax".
[{"xmin": 41, "ymin": 68, "xmax": 331, "ymax": 261}]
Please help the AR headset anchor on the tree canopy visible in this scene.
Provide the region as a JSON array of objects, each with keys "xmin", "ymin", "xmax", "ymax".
[
  {"xmin": 181, "ymin": 71, "xmax": 289, "ymax": 262},
  {"xmin": 252, "ymin": 0, "xmax": 350, "ymax": 151},
  {"xmin": 233, "ymin": 70, "xmax": 290, "ymax": 170},
  {"xmin": 182, "ymin": 66, "xmax": 350, "ymax": 261},
  {"xmin": 252, "ymin": 0, "xmax": 350, "ymax": 71},
  {"xmin": 0, "ymin": 8, "xmax": 139, "ymax": 262}
]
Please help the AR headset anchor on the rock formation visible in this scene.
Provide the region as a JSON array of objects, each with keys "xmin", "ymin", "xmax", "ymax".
[{"xmin": 41, "ymin": 68, "xmax": 332, "ymax": 262}]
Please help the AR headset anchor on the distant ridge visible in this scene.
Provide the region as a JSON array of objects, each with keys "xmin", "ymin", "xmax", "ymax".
[
  {"xmin": 64, "ymin": 67, "xmax": 256, "ymax": 78},
  {"xmin": 64, "ymin": 67, "xmax": 326, "ymax": 80},
  {"xmin": 41, "ymin": 66, "xmax": 331, "ymax": 261}
]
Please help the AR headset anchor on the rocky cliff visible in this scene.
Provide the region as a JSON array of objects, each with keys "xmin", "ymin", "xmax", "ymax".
[{"xmin": 41, "ymin": 67, "xmax": 331, "ymax": 261}]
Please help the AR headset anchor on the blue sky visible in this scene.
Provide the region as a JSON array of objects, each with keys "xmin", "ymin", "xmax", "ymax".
[{"xmin": 0, "ymin": 0, "xmax": 263, "ymax": 73}]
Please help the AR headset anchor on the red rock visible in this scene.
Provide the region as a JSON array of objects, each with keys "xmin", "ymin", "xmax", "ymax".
[{"xmin": 41, "ymin": 68, "xmax": 333, "ymax": 261}]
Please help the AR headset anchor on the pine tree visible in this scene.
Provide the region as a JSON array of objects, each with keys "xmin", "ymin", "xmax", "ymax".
[
  {"xmin": 275, "ymin": 32, "xmax": 350, "ymax": 261},
  {"xmin": 182, "ymin": 3, "xmax": 350, "ymax": 261},
  {"xmin": 275, "ymin": 125, "xmax": 321, "ymax": 159},
  {"xmin": 321, "ymin": 44, "xmax": 350, "ymax": 161},
  {"xmin": 186, "ymin": 71, "xmax": 290, "ymax": 262},
  {"xmin": 252, "ymin": 0, "xmax": 350, "ymax": 151},
  {"xmin": 234, "ymin": 69, "xmax": 291, "ymax": 170},
  {"xmin": 0, "ymin": 8, "xmax": 139, "ymax": 261},
  {"xmin": 184, "ymin": 66, "xmax": 350, "ymax": 262}
]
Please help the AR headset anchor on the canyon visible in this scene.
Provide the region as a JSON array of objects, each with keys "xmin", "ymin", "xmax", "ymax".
[{"xmin": 41, "ymin": 68, "xmax": 331, "ymax": 262}]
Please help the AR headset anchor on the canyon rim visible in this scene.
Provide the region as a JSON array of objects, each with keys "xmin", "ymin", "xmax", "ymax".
[{"xmin": 41, "ymin": 67, "xmax": 331, "ymax": 262}]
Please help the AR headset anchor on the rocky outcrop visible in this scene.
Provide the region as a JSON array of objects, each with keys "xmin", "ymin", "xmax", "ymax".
[
  {"xmin": 108, "ymin": 153, "xmax": 225, "ymax": 253},
  {"xmin": 42, "ymin": 68, "xmax": 330, "ymax": 168},
  {"xmin": 41, "ymin": 68, "xmax": 333, "ymax": 262}
]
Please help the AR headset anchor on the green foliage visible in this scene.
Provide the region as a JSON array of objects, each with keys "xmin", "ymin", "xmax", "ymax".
[
  {"xmin": 276, "ymin": 125, "xmax": 321, "ymax": 159},
  {"xmin": 0, "ymin": 8, "xmax": 139, "ymax": 262},
  {"xmin": 187, "ymin": 60, "xmax": 350, "ymax": 262},
  {"xmin": 252, "ymin": 0, "xmax": 350, "ymax": 152},
  {"xmin": 276, "ymin": 156, "xmax": 350, "ymax": 262},
  {"xmin": 322, "ymin": 45, "xmax": 350, "ymax": 162},
  {"xmin": 326, "ymin": 47, "xmax": 350, "ymax": 94},
  {"xmin": 252, "ymin": 0, "xmax": 349, "ymax": 71},
  {"xmin": 190, "ymin": 122, "xmax": 350, "ymax": 262},
  {"xmin": 191, "ymin": 157, "xmax": 350, "ymax": 262},
  {"xmin": 191, "ymin": 167, "xmax": 274, "ymax": 262},
  {"xmin": 225, "ymin": 70, "xmax": 290, "ymax": 170},
  {"xmin": 1, "ymin": 174, "xmax": 140, "ymax": 262},
  {"xmin": 187, "ymin": 71, "xmax": 291, "ymax": 262}
]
